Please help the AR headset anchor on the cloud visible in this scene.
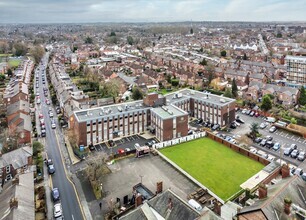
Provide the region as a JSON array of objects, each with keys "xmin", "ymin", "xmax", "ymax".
[{"xmin": 0, "ymin": 0, "xmax": 305, "ymax": 23}]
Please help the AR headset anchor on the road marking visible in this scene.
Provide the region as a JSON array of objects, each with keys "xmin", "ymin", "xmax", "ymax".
[
  {"xmin": 303, "ymin": 140, "xmax": 306, "ymax": 144},
  {"xmin": 297, "ymin": 137, "xmax": 300, "ymax": 142},
  {"xmin": 291, "ymin": 135, "xmax": 295, "ymax": 139},
  {"xmin": 285, "ymin": 133, "xmax": 289, "ymax": 138},
  {"xmin": 72, "ymin": 215, "xmax": 75, "ymax": 220},
  {"xmin": 279, "ymin": 131, "xmax": 284, "ymax": 135},
  {"xmin": 54, "ymin": 129, "xmax": 86, "ymax": 220}
]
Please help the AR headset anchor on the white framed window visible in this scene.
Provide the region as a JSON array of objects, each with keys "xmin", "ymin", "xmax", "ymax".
[{"xmin": 6, "ymin": 174, "xmax": 12, "ymax": 181}]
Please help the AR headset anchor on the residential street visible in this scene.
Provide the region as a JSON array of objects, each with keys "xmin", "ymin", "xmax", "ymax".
[{"xmin": 35, "ymin": 54, "xmax": 84, "ymax": 220}]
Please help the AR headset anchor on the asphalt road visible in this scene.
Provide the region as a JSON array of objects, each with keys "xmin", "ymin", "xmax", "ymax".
[{"xmin": 35, "ymin": 54, "xmax": 84, "ymax": 220}]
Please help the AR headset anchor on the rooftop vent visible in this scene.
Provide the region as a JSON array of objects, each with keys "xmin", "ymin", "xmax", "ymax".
[{"xmin": 162, "ymin": 106, "xmax": 168, "ymax": 111}]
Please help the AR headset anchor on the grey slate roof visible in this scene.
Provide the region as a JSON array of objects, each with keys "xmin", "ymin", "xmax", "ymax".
[
  {"xmin": 119, "ymin": 189, "xmax": 201, "ymax": 220},
  {"xmin": 0, "ymin": 172, "xmax": 35, "ymax": 220},
  {"xmin": 6, "ymin": 100, "xmax": 30, "ymax": 116},
  {"xmin": 0, "ymin": 146, "xmax": 32, "ymax": 169}
]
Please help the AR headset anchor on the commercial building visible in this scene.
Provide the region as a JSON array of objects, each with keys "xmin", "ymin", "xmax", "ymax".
[
  {"xmin": 70, "ymin": 89, "xmax": 235, "ymax": 146},
  {"xmin": 285, "ymin": 55, "xmax": 306, "ymax": 88}
]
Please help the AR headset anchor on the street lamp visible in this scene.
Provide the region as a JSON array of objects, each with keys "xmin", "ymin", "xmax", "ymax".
[{"xmin": 100, "ymin": 183, "xmax": 103, "ymax": 198}]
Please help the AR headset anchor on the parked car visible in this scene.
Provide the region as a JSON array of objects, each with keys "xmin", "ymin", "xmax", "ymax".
[
  {"xmin": 266, "ymin": 141, "xmax": 274, "ymax": 149},
  {"xmin": 298, "ymin": 151, "xmax": 306, "ymax": 161},
  {"xmin": 51, "ymin": 121, "xmax": 56, "ymax": 129},
  {"xmin": 255, "ymin": 112, "xmax": 260, "ymax": 117},
  {"xmin": 188, "ymin": 130, "xmax": 194, "ymax": 135},
  {"xmin": 284, "ymin": 147, "xmax": 293, "ymax": 156},
  {"xmin": 41, "ymin": 129, "xmax": 46, "ymax": 137},
  {"xmin": 236, "ymin": 118, "xmax": 245, "ymax": 124},
  {"xmin": 266, "ymin": 136, "xmax": 273, "ymax": 141},
  {"xmin": 260, "ymin": 139, "xmax": 267, "ymax": 146},
  {"xmin": 51, "ymin": 188, "xmax": 60, "ymax": 202},
  {"xmin": 269, "ymin": 126, "xmax": 277, "ymax": 133},
  {"xmin": 230, "ymin": 122, "xmax": 237, "ymax": 129},
  {"xmin": 267, "ymin": 154, "xmax": 276, "ymax": 161},
  {"xmin": 249, "ymin": 147, "xmax": 257, "ymax": 154},
  {"xmin": 146, "ymin": 140, "xmax": 156, "ymax": 147},
  {"xmin": 196, "ymin": 118, "xmax": 203, "ymax": 124},
  {"xmin": 291, "ymin": 149, "xmax": 300, "ymax": 158},
  {"xmin": 46, "ymin": 158, "xmax": 53, "ymax": 166},
  {"xmin": 48, "ymin": 164, "xmax": 55, "ymax": 174},
  {"xmin": 273, "ymin": 143, "xmax": 281, "ymax": 151},
  {"xmin": 246, "ymin": 109, "xmax": 251, "ymax": 115},
  {"xmin": 249, "ymin": 111, "xmax": 255, "ymax": 116},
  {"xmin": 259, "ymin": 122, "xmax": 268, "ymax": 129},
  {"xmin": 254, "ymin": 137, "xmax": 263, "ymax": 143},
  {"xmin": 212, "ymin": 124, "xmax": 220, "ymax": 131},
  {"xmin": 49, "ymin": 112, "xmax": 54, "ymax": 118},
  {"xmin": 53, "ymin": 203, "xmax": 63, "ymax": 218}
]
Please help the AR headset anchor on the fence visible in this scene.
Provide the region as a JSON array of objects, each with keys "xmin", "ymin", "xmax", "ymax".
[{"xmin": 152, "ymin": 131, "xmax": 207, "ymax": 149}]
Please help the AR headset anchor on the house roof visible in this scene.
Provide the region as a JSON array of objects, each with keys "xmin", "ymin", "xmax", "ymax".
[
  {"xmin": 119, "ymin": 189, "xmax": 201, "ymax": 220},
  {"xmin": 0, "ymin": 146, "xmax": 33, "ymax": 169},
  {"xmin": 0, "ymin": 172, "xmax": 35, "ymax": 220},
  {"xmin": 6, "ymin": 100, "xmax": 30, "ymax": 116},
  {"xmin": 238, "ymin": 176, "xmax": 306, "ymax": 220}
]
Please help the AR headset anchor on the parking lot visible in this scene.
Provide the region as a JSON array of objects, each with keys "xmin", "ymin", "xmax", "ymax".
[
  {"xmin": 229, "ymin": 111, "xmax": 306, "ymax": 166},
  {"xmin": 93, "ymin": 134, "xmax": 157, "ymax": 155}
]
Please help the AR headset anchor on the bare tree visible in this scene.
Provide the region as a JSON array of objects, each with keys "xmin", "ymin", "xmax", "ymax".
[{"xmin": 67, "ymin": 128, "xmax": 79, "ymax": 148}]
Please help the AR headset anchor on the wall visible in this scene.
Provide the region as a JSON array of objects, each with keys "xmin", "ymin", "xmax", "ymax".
[{"xmin": 206, "ymin": 132, "xmax": 270, "ymax": 166}]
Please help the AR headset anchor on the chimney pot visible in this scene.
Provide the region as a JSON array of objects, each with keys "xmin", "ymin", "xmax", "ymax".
[{"xmin": 10, "ymin": 198, "xmax": 18, "ymax": 209}]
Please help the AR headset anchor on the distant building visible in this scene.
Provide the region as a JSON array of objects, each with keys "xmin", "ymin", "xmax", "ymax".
[{"xmin": 285, "ymin": 55, "xmax": 306, "ymax": 88}]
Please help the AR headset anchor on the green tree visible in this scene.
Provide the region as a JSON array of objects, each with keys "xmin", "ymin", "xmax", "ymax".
[
  {"xmin": 0, "ymin": 74, "xmax": 5, "ymax": 82},
  {"xmin": 249, "ymin": 122, "xmax": 259, "ymax": 139},
  {"xmin": 231, "ymin": 78, "xmax": 238, "ymax": 97},
  {"xmin": 276, "ymin": 32, "xmax": 282, "ymax": 38},
  {"xmin": 29, "ymin": 46, "xmax": 45, "ymax": 64},
  {"xmin": 224, "ymin": 88, "xmax": 233, "ymax": 98},
  {"xmin": 171, "ymin": 79, "xmax": 179, "ymax": 87},
  {"xmin": 85, "ymin": 36, "xmax": 93, "ymax": 44},
  {"xmin": 243, "ymin": 53, "xmax": 247, "ymax": 60},
  {"xmin": 131, "ymin": 87, "xmax": 143, "ymax": 100},
  {"xmin": 13, "ymin": 42, "xmax": 27, "ymax": 56},
  {"xmin": 290, "ymin": 117, "xmax": 297, "ymax": 124},
  {"xmin": 299, "ymin": 86, "xmax": 306, "ymax": 105},
  {"xmin": 261, "ymin": 95, "xmax": 272, "ymax": 112},
  {"xmin": 32, "ymin": 141, "xmax": 44, "ymax": 157},
  {"xmin": 190, "ymin": 28, "xmax": 193, "ymax": 34},
  {"xmin": 208, "ymin": 72, "xmax": 213, "ymax": 85},
  {"xmin": 220, "ymin": 50, "xmax": 227, "ymax": 57},
  {"xmin": 99, "ymin": 79, "xmax": 120, "ymax": 99},
  {"xmin": 110, "ymin": 31, "xmax": 116, "ymax": 37},
  {"xmin": 200, "ymin": 58, "xmax": 207, "ymax": 66},
  {"xmin": 127, "ymin": 36, "xmax": 134, "ymax": 45}
]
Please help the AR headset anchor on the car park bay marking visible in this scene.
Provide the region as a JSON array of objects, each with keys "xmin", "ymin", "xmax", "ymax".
[
  {"xmin": 297, "ymin": 137, "xmax": 300, "ymax": 142},
  {"xmin": 285, "ymin": 133, "xmax": 289, "ymax": 138}
]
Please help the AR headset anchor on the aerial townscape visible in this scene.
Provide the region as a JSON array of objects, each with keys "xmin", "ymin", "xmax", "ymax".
[{"xmin": 1, "ymin": 1, "xmax": 306, "ymax": 220}]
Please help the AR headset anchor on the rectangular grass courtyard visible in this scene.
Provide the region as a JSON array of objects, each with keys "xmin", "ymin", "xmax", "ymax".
[{"xmin": 160, "ymin": 138, "xmax": 264, "ymax": 200}]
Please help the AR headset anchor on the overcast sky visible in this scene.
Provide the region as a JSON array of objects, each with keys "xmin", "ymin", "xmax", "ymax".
[{"xmin": 0, "ymin": 0, "xmax": 305, "ymax": 23}]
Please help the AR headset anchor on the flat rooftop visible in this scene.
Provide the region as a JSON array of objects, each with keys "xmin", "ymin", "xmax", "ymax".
[
  {"xmin": 151, "ymin": 105, "xmax": 187, "ymax": 119},
  {"xmin": 74, "ymin": 88, "xmax": 235, "ymax": 122},
  {"xmin": 165, "ymin": 88, "xmax": 235, "ymax": 107},
  {"xmin": 75, "ymin": 100, "xmax": 150, "ymax": 122}
]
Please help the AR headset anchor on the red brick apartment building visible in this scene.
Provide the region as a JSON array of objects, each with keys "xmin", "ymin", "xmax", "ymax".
[{"xmin": 70, "ymin": 89, "xmax": 236, "ymax": 146}]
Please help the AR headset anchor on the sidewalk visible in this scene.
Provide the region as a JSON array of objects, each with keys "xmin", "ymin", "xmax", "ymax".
[{"xmin": 64, "ymin": 136, "xmax": 81, "ymax": 165}]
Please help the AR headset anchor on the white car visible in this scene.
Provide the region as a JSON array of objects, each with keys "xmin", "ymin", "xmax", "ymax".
[
  {"xmin": 249, "ymin": 147, "xmax": 257, "ymax": 154},
  {"xmin": 49, "ymin": 112, "xmax": 54, "ymax": 118},
  {"xmin": 36, "ymin": 99, "xmax": 41, "ymax": 104},
  {"xmin": 53, "ymin": 203, "xmax": 63, "ymax": 218},
  {"xmin": 51, "ymin": 121, "xmax": 56, "ymax": 129}
]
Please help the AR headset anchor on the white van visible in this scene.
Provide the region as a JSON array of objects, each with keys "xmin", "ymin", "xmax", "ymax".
[
  {"xmin": 265, "ymin": 117, "xmax": 276, "ymax": 123},
  {"xmin": 188, "ymin": 199, "xmax": 202, "ymax": 211}
]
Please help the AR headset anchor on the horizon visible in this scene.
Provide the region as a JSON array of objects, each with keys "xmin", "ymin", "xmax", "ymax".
[{"xmin": 0, "ymin": 0, "xmax": 305, "ymax": 24}]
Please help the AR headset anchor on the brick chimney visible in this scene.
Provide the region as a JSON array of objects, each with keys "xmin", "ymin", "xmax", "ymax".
[
  {"xmin": 258, "ymin": 183, "xmax": 268, "ymax": 199},
  {"xmin": 156, "ymin": 181, "xmax": 163, "ymax": 194},
  {"xmin": 10, "ymin": 198, "xmax": 18, "ymax": 209},
  {"xmin": 284, "ymin": 198, "xmax": 292, "ymax": 215},
  {"xmin": 281, "ymin": 164, "xmax": 290, "ymax": 179},
  {"xmin": 213, "ymin": 200, "xmax": 222, "ymax": 216},
  {"xmin": 12, "ymin": 177, "xmax": 19, "ymax": 185},
  {"xmin": 135, "ymin": 194, "xmax": 142, "ymax": 207}
]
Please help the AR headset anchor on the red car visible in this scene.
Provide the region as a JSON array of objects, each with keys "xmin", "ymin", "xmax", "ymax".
[
  {"xmin": 39, "ymin": 113, "xmax": 44, "ymax": 119},
  {"xmin": 255, "ymin": 112, "xmax": 260, "ymax": 117},
  {"xmin": 118, "ymin": 149, "xmax": 125, "ymax": 154}
]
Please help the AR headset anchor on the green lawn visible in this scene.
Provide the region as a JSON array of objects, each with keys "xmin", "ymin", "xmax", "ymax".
[
  {"xmin": 8, "ymin": 58, "xmax": 21, "ymax": 68},
  {"xmin": 160, "ymin": 138, "xmax": 264, "ymax": 200}
]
